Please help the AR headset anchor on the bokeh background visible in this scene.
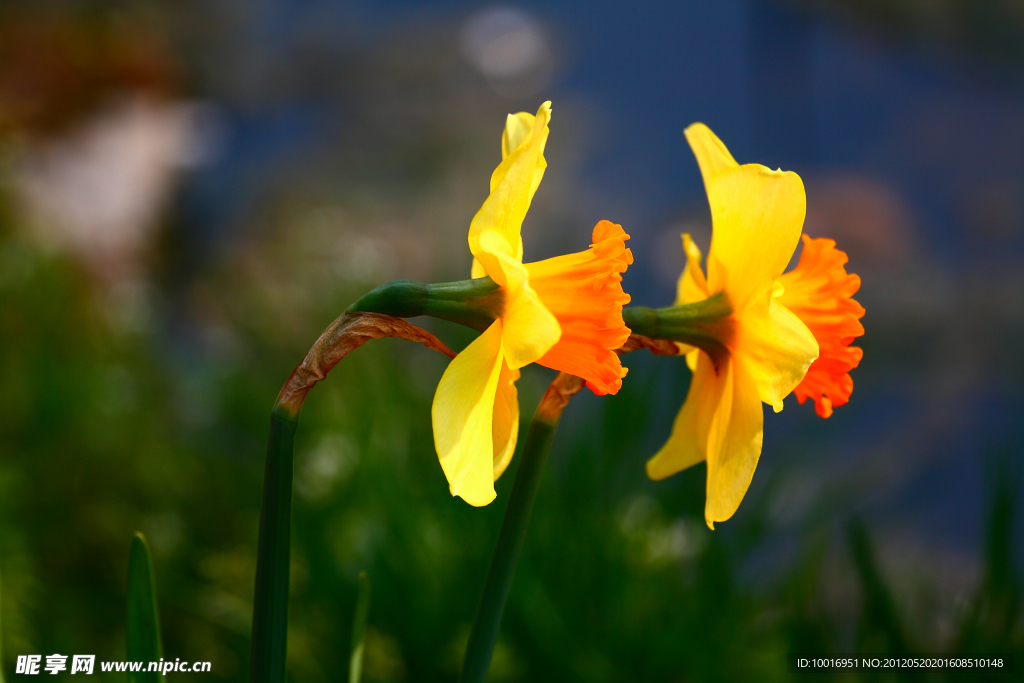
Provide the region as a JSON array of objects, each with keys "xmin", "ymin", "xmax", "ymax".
[{"xmin": 2, "ymin": 0, "xmax": 1023, "ymax": 680}]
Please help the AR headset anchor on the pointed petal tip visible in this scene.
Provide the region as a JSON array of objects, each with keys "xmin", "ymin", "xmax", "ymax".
[{"xmin": 532, "ymin": 101, "xmax": 552, "ymax": 125}]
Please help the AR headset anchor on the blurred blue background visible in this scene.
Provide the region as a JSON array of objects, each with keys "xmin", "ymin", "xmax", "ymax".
[{"xmin": 1, "ymin": 0, "xmax": 1022, "ymax": 680}]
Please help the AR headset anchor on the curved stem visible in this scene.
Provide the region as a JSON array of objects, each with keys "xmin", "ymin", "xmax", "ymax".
[
  {"xmin": 459, "ymin": 373, "xmax": 585, "ymax": 683},
  {"xmin": 250, "ymin": 312, "xmax": 454, "ymax": 683}
]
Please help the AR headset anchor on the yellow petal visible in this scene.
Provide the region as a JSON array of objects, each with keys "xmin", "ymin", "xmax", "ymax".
[
  {"xmin": 469, "ymin": 232, "xmax": 523, "ymax": 279},
  {"xmin": 475, "ymin": 230, "xmax": 561, "ymax": 369},
  {"xmin": 501, "ymin": 275, "xmax": 560, "ymax": 369},
  {"xmin": 470, "ymin": 102, "xmax": 551, "ymax": 263},
  {"xmin": 735, "ymin": 296, "xmax": 818, "ymax": 412},
  {"xmin": 685, "ymin": 348, "xmax": 699, "ymax": 372},
  {"xmin": 646, "ymin": 352, "xmax": 725, "ymax": 480},
  {"xmin": 431, "ymin": 320, "xmax": 505, "ymax": 506},
  {"xmin": 495, "ymin": 110, "xmax": 548, "ymax": 200},
  {"xmin": 704, "ymin": 355, "xmax": 764, "ymax": 528},
  {"xmin": 491, "ymin": 360, "xmax": 521, "ymax": 480},
  {"xmin": 475, "ymin": 227, "xmax": 519, "ymax": 264},
  {"xmin": 705, "ymin": 165, "xmax": 806, "ymax": 309},
  {"xmin": 675, "ymin": 232, "xmax": 709, "ymax": 305},
  {"xmin": 502, "ymin": 112, "xmax": 535, "ymax": 160},
  {"xmin": 684, "ymin": 123, "xmax": 739, "ymax": 193}
]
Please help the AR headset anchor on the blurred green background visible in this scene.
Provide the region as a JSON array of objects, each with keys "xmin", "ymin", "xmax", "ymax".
[{"xmin": 1, "ymin": 0, "xmax": 1023, "ymax": 680}]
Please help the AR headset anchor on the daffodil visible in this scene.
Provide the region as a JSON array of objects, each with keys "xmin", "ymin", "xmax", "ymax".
[
  {"xmin": 643, "ymin": 123, "xmax": 832, "ymax": 528},
  {"xmin": 432, "ymin": 102, "xmax": 633, "ymax": 506}
]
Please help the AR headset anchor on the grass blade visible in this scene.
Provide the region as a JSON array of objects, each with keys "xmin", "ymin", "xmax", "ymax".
[
  {"xmin": 126, "ymin": 532, "xmax": 164, "ymax": 682},
  {"xmin": 349, "ymin": 571, "xmax": 371, "ymax": 683}
]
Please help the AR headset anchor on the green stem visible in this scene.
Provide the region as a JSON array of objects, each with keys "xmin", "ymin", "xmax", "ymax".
[
  {"xmin": 348, "ymin": 278, "xmax": 503, "ymax": 333},
  {"xmin": 459, "ymin": 414, "xmax": 560, "ymax": 683},
  {"xmin": 250, "ymin": 406, "xmax": 298, "ymax": 683},
  {"xmin": 252, "ymin": 310, "xmax": 453, "ymax": 682},
  {"xmin": 348, "ymin": 571, "xmax": 372, "ymax": 683},
  {"xmin": 622, "ymin": 293, "xmax": 733, "ymax": 370}
]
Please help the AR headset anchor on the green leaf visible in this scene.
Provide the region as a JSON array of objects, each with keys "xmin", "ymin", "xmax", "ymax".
[
  {"xmin": 126, "ymin": 532, "xmax": 164, "ymax": 683},
  {"xmin": 349, "ymin": 571, "xmax": 371, "ymax": 683}
]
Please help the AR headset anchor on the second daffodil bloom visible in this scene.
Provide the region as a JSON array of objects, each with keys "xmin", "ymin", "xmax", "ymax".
[
  {"xmin": 645, "ymin": 123, "xmax": 864, "ymax": 528},
  {"xmin": 433, "ymin": 102, "xmax": 633, "ymax": 506}
]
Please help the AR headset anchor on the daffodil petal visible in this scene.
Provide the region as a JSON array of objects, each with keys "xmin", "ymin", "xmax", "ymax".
[
  {"xmin": 646, "ymin": 352, "xmax": 725, "ymax": 480},
  {"xmin": 501, "ymin": 279, "xmax": 560, "ymax": 369},
  {"xmin": 736, "ymin": 296, "xmax": 818, "ymax": 411},
  {"xmin": 502, "ymin": 112, "xmax": 535, "ymax": 161},
  {"xmin": 495, "ymin": 111, "xmax": 548, "ymax": 202},
  {"xmin": 704, "ymin": 355, "xmax": 764, "ymax": 528},
  {"xmin": 470, "ymin": 102, "xmax": 551, "ymax": 261},
  {"xmin": 475, "ymin": 230, "xmax": 561, "ymax": 369},
  {"xmin": 468, "ymin": 236, "xmax": 524, "ymax": 278},
  {"xmin": 676, "ymin": 232, "xmax": 709, "ymax": 305},
  {"xmin": 705, "ymin": 164, "xmax": 806, "ymax": 308},
  {"xmin": 491, "ymin": 360, "xmax": 520, "ymax": 480},
  {"xmin": 432, "ymin": 320, "xmax": 505, "ymax": 506},
  {"xmin": 670, "ymin": 343, "xmax": 700, "ymax": 371},
  {"xmin": 471, "ymin": 236, "xmax": 526, "ymax": 279},
  {"xmin": 684, "ymin": 123, "xmax": 739, "ymax": 192},
  {"xmin": 475, "ymin": 226, "xmax": 519, "ymax": 265}
]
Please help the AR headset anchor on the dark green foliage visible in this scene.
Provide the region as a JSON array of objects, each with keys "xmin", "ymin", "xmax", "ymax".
[{"xmin": 848, "ymin": 518, "xmax": 913, "ymax": 657}]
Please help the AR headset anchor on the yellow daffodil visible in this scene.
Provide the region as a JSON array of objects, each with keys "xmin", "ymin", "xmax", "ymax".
[
  {"xmin": 645, "ymin": 123, "xmax": 821, "ymax": 528},
  {"xmin": 433, "ymin": 102, "xmax": 633, "ymax": 506}
]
